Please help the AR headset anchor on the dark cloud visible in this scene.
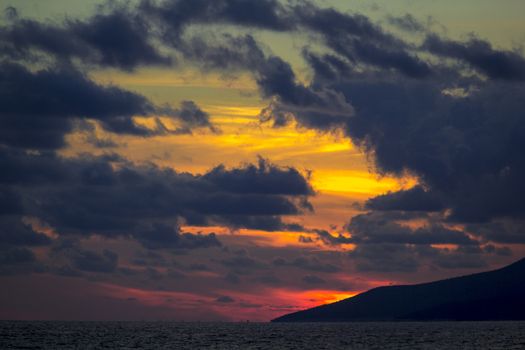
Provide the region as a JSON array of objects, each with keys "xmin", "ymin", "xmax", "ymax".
[
  {"xmin": 483, "ymin": 244, "xmax": 512, "ymax": 256},
  {"xmin": 0, "ymin": 245, "xmax": 43, "ymax": 275},
  {"xmin": 69, "ymin": 11, "xmax": 171, "ymax": 70},
  {"xmin": 349, "ymin": 243, "xmax": 420, "ymax": 272},
  {"xmin": 50, "ymin": 239, "xmax": 119, "ymax": 273},
  {"xmin": 0, "ymin": 62, "xmax": 215, "ymax": 150},
  {"xmin": 177, "ymin": 33, "xmax": 266, "ymax": 72},
  {"xmin": 132, "ymin": 250, "xmax": 168, "ymax": 267},
  {"xmin": 273, "ymin": 256, "xmax": 340, "ymax": 273},
  {"xmin": 71, "ymin": 249, "xmax": 119, "ymax": 273},
  {"xmin": 0, "ymin": 187, "xmax": 23, "ymax": 215},
  {"xmin": 1, "ymin": 0, "xmax": 523, "ymax": 281},
  {"xmin": 221, "ymin": 255, "xmax": 265, "ymax": 272},
  {"xmin": 294, "ymin": 3, "xmax": 395, "ymax": 46},
  {"xmin": 0, "ymin": 246, "xmax": 35, "ymax": 265},
  {"xmin": 0, "ymin": 9, "xmax": 170, "ymax": 70},
  {"xmin": 467, "ymin": 221, "xmax": 525, "ymax": 244},
  {"xmin": 0, "ymin": 150, "xmax": 312, "ymax": 240},
  {"xmin": 84, "ymin": 133, "xmax": 119, "ymax": 149},
  {"xmin": 350, "ymin": 39, "xmax": 432, "ymax": 78},
  {"xmin": 171, "ymin": 101, "xmax": 217, "ymax": 134},
  {"xmin": 139, "ymin": 0, "xmax": 293, "ymax": 41},
  {"xmin": 177, "ymin": 33, "xmax": 354, "ymax": 131},
  {"xmin": 302, "ymin": 50, "xmax": 353, "ymax": 82},
  {"xmin": 423, "ymin": 34, "xmax": 525, "ymax": 81},
  {"xmin": 340, "ymin": 79, "xmax": 525, "ymax": 223},
  {"xmin": 348, "ymin": 229, "xmax": 512, "ymax": 273},
  {"xmin": 337, "ymin": 209, "xmax": 512, "ymax": 273},
  {"xmin": 0, "ymin": 217, "xmax": 52, "ymax": 247},
  {"xmin": 256, "ymin": 274, "xmax": 282, "ymax": 286},
  {"xmin": 314, "ymin": 229, "xmax": 353, "ymax": 246},
  {"xmin": 171, "ymin": 31, "xmax": 353, "ymax": 133},
  {"xmin": 347, "ymin": 212, "xmax": 477, "ymax": 246},
  {"xmin": 256, "ymin": 52, "xmax": 354, "ymax": 130},
  {"xmin": 431, "ymin": 248, "xmax": 488, "ymax": 270},
  {"xmin": 301, "ymin": 275, "xmax": 325, "ymax": 285},
  {"xmin": 298, "ymin": 235, "xmax": 314, "ymax": 244},
  {"xmin": 294, "ymin": 4, "xmax": 431, "ymax": 78},
  {"xmin": 136, "ymin": 224, "xmax": 221, "ymax": 250},
  {"xmin": 224, "ymin": 272, "xmax": 241, "ymax": 284},
  {"xmin": 365, "ymin": 186, "xmax": 444, "ymax": 212},
  {"xmin": 203, "ymin": 156, "xmax": 313, "ymax": 196},
  {"xmin": 188, "ymin": 263, "xmax": 209, "ymax": 271},
  {"xmin": 311, "ymin": 211, "xmax": 476, "ymax": 247}
]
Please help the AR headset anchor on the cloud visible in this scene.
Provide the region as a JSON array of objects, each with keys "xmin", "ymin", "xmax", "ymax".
[
  {"xmin": 0, "ymin": 62, "xmax": 215, "ymax": 150},
  {"xmin": 0, "ymin": 246, "xmax": 35, "ymax": 265},
  {"xmin": 273, "ymin": 256, "xmax": 340, "ymax": 273},
  {"xmin": 0, "ymin": 217, "xmax": 51, "ymax": 247},
  {"xmin": 50, "ymin": 239, "xmax": 119, "ymax": 273},
  {"xmin": 0, "ymin": 149, "xmax": 313, "ymax": 247},
  {"xmin": 365, "ymin": 186, "xmax": 444, "ymax": 212},
  {"xmin": 302, "ymin": 50, "xmax": 353, "ymax": 82},
  {"xmin": 71, "ymin": 249, "xmax": 119, "ymax": 273},
  {"xmin": 293, "ymin": 3, "xmax": 431, "ymax": 78},
  {"xmin": 0, "ymin": 187, "xmax": 23, "ymax": 215},
  {"xmin": 0, "ymin": 246, "xmax": 42, "ymax": 275},
  {"xmin": 135, "ymin": 224, "xmax": 221, "ymax": 250},
  {"xmin": 170, "ymin": 101, "xmax": 217, "ymax": 134},
  {"xmin": 69, "ymin": 11, "xmax": 171, "ymax": 70},
  {"xmin": 139, "ymin": 0, "xmax": 293, "ymax": 40},
  {"xmin": 466, "ymin": 221, "xmax": 525, "ymax": 244},
  {"xmin": 203, "ymin": 156, "xmax": 313, "ymax": 196},
  {"xmin": 0, "ymin": 0, "xmax": 523, "ymax": 285},
  {"xmin": 301, "ymin": 275, "xmax": 325, "ymax": 285},
  {"xmin": 423, "ymin": 34, "xmax": 525, "ymax": 81},
  {"xmin": 349, "ymin": 243, "xmax": 420, "ymax": 272},
  {"xmin": 340, "ymin": 79, "xmax": 525, "ymax": 223},
  {"xmin": 314, "ymin": 229, "xmax": 353, "ymax": 246},
  {"xmin": 345, "ymin": 212, "xmax": 514, "ymax": 273},
  {"xmin": 350, "ymin": 39, "xmax": 432, "ymax": 78},
  {"xmin": 0, "ymin": 9, "xmax": 171, "ymax": 70},
  {"xmin": 347, "ymin": 212, "xmax": 477, "ymax": 246},
  {"xmin": 221, "ymin": 255, "xmax": 265, "ymax": 272},
  {"xmin": 348, "ymin": 242, "xmax": 499, "ymax": 273}
]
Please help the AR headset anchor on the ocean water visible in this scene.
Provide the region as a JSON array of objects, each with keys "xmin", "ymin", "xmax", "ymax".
[{"xmin": 1, "ymin": 321, "xmax": 524, "ymax": 349}]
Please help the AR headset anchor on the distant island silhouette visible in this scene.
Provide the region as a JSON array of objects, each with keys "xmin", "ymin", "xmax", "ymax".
[{"xmin": 272, "ymin": 257, "xmax": 525, "ymax": 322}]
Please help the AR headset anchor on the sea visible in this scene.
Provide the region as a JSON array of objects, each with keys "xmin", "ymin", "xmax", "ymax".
[{"xmin": 1, "ymin": 321, "xmax": 524, "ymax": 349}]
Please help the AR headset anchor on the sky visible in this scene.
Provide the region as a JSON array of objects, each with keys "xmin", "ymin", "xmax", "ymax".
[{"xmin": 1, "ymin": 0, "xmax": 525, "ymax": 321}]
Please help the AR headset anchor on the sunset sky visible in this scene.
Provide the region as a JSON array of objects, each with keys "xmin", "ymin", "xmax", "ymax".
[{"xmin": 1, "ymin": 0, "xmax": 525, "ymax": 321}]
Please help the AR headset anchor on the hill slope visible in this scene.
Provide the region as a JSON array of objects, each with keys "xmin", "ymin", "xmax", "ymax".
[{"xmin": 272, "ymin": 258, "xmax": 525, "ymax": 322}]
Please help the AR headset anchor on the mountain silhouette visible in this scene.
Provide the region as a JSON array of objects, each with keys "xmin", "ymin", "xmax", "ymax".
[{"xmin": 272, "ymin": 257, "xmax": 525, "ymax": 322}]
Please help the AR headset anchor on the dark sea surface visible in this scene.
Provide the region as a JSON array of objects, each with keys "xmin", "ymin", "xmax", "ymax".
[{"xmin": 1, "ymin": 321, "xmax": 524, "ymax": 349}]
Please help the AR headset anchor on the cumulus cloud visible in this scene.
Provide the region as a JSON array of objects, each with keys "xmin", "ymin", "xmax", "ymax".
[
  {"xmin": 347, "ymin": 212, "xmax": 477, "ymax": 246},
  {"xmin": 341, "ymin": 79, "xmax": 525, "ymax": 224},
  {"xmin": 0, "ymin": 149, "xmax": 313, "ymax": 241},
  {"xmin": 136, "ymin": 224, "xmax": 221, "ymax": 250},
  {"xmin": 0, "ymin": 8, "xmax": 170, "ymax": 70},
  {"xmin": 1, "ymin": 0, "xmax": 523, "ymax": 284},
  {"xmin": 0, "ymin": 62, "xmax": 216, "ymax": 150},
  {"xmin": 365, "ymin": 186, "xmax": 445, "ymax": 212},
  {"xmin": 423, "ymin": 34, "xmax": 525, "ymax": 81}
]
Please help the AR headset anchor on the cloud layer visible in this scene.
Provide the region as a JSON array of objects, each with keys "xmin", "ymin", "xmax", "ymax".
[{"xmin": 1, "ymin": 0, "xmax": 524, "ymax": 320}]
